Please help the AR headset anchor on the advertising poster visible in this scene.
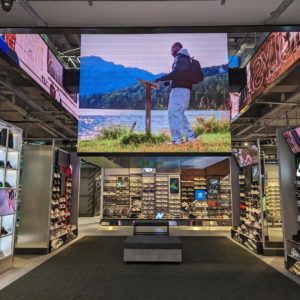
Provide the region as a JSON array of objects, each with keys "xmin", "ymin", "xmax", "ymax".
[{"xmin": 78, "ymin": 33, "xmax": 230, "ymax": 153}]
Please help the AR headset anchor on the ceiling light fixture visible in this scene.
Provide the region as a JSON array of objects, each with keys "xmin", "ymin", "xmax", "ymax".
[
  {"xmin": 1, "ymin": 0, "xmax": 13, "ymax": 12},
  {"xmin": 220, "ymin": 0, "xmax": 226, "ymax": 5}
]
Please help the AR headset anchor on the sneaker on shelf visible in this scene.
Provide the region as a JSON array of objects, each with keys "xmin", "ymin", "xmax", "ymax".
[
  {"xmin": 244, "ymin": 241, "xmax": 255, "ymax": 252},
  {"xmin": 254, "ymin": 221, "xmax": 260, "ymax": 229},
  {"xmin": 1, "ymin": 226, "xmax": 8, "ymax": 236},
  {"xmin": 233, "ymin": 233, "xmax": 243, "ymax": 243},
  {"xmin": 291, "ymin": 248, "xmax": 300, "ymax": 259},
  {"xmin": 245, "ymin": 219, "xmax": 251, "ymax": 225},
  {"xmin": 6, "ymin": 161, "xmax": 13, "ymax": 169},
  {"xmin": 248, "ymin": 239, "xmax": 257, "ymax": 249},
  {"xmin": 50, "ymin": 224, "xmax": 54, "ymax": 230},
  {"xmin": 249, "ymin": 233, "xmax": 255, "ymax": 240},
  {"xmin": 253, "ymin": 229, "xmax": 259, "ymax": 235}
]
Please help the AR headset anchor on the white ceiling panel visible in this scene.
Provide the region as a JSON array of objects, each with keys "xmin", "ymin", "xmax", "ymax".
[
  {"xmin": 274, "ymin": 0, "xmax": 300, "ymax": 25},
  {"xmin": 0, "ymin": 0, "xmax": 298, "ymax": 28},
  {"xmin": 0, "ymin": 3, "xmax": 38, "ymax": 27}
]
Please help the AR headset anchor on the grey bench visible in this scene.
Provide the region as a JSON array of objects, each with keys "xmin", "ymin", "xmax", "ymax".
[{"xmin": 124, "ymin": 235, "xmax": 182, "ymax": 262}]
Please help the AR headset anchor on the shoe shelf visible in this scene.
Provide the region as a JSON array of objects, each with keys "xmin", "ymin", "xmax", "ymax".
[
  {"xmin": 231, "ymin": 165, "xmax": 264, "ymax": 254},
  {"xmin": 231, "ymin": 228, "xmax": 263, "ymax": 254},
  {"xmin": 288, "ymin": 255, "xmax": 300, "ymax": 262},
  {"xmin": 0, "ymin": 121, "xmax": 22, "ymax": 273},
  {"xmin": 155, "ymin": 175, "xmax": 169, "ymax": 217},
  {"xmin": 103, "ymin": 175, "xmax": 131, "ymax": 218},
  {"xmin": 102, "ymin": 172, "xmax": 231, "ymax": 221},
  {"xmin": 284, "ymin": 163, "xmax": 300, "ymax": 277},
  {"xmin": 48, "ymin": 160, "xmax": 78, "ymax": 253},
  {"xmin": 287, "ymin": 256, "xmax": 300, "ymax": 277},
  {"xmin": 50, "ymin": 227, "xmax": 77, "ymax": 241},
  {"xmin": 232, "ymin": 228, "xmax": 261, "ymax": 243},
  {"xmin": 0, "ymin": 233, "xmax": 13, "ymax": 239},
  {"xmin": 288, "ymin": 239, "xmax": 300, "ymax": 245}
]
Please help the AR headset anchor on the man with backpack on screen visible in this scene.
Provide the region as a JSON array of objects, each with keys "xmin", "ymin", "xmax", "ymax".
[{"xmin": 155, "ymin": 42, "xmax": 204, "ymax": 145}]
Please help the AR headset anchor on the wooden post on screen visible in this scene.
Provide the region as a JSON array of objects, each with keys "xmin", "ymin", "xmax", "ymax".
[{"xmin": 138, "ymin": 79, "xmax": 159, "ymax": 136}]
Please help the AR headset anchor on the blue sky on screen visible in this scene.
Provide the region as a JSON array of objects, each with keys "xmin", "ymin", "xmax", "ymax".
[{"xmin": 81, "ymin": 33, "xmax": 228, "ymax": 74}]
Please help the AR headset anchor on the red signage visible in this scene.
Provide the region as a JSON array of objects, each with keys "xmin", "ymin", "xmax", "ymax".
[{"xmin": 240, "ymin": 32, "xmax": 300, "ymax": 113}]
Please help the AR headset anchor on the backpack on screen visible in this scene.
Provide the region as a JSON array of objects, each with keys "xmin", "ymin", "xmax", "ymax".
[{"xmin": 189, "ymin": 58, "xmax": 204, "ymax": 84}]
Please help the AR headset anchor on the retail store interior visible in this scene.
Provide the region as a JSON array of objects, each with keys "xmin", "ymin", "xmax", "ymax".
[{"xmin": 1, "ymin": 0, "xmax": 300, "ymax": 299}]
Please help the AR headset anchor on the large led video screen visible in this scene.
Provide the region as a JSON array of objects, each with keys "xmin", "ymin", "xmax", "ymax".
[
  {"xmin": 78, "ymin": 33, "xmax": 230, "ymax": 153},
  {"xmin": 0, "ymin": 34, "xmax": 78, "ymax": 118}
]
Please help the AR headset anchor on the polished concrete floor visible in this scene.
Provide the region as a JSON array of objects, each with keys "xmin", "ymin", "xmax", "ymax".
[{"xmin": 0, "ymin": 217, "xmax": 299, "ymax": 291}]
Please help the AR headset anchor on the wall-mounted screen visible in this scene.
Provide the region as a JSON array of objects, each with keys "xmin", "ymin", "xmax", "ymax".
[
  {"xmin": 283, "ymin": 128, "xmax": 300, "ymax": 153},
  {"xmin": 0, "ymin": 34, "xmax": 78, "ymax": 118},
  {"xmin": 169, "ymin": 177, "xmax": 180, "ymax": 194},
  {"xmin": 195, "ymin": 189, "xmax": 207, "ymax": 201},
  {"xmin": 233, "ymin": 145, "xmax": 259, "ymax": 168},
  {"xmin": 207, "ymin": 178, "xmax": 220, "ymax": 195},
  {"xmin": 78, "ymin": 33, "xmax": 230, "ymax": 153}
]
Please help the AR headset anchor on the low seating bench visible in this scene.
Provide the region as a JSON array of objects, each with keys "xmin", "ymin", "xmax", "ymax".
[{"xmin": 123, "ymin": 235, "xmax": 182, "ymax": 262}]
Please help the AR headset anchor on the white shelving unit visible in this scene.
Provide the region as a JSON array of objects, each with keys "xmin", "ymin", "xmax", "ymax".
[{"xmin": 0, "ymin": 119, "xmax": 22, "ymax": 274}]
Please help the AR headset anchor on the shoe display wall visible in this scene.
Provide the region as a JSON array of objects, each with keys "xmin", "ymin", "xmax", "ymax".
[
  {"xmin": 49, "ymin": 163, "xmax": 77, "ymax": 252},
  {"xmin": 0, "ymin": 120, "xmax": 22, "ymax": 274},
  {"xmin": 180, "ymin": 175, "xmax": 231, "ymax": 221},
  {"xmin": 129, "ymin": 175, "xmax": 142, "ymax": 218},
  {"xmin": 155, "ymin": 175, "xmax": 169, "ymax": 216},
  {"xmin": 143, "ymin": 175, "xmax": 156, "ymax": 218},
  {"xmin": 265, "ymin": 182, "xmax": 282, "ymax": 226},
  {"xmin": 103, "ymin": 175, "xmax": 130, "ymax": 219},
  {"xmin": 101, "ymin": 168, "xmax": 232, "ymax": 223},
  {"xmin": 286, "ymin": 177, "xmax": 300, "ymax": 275},
  {"xmin": 231, "ymin": 166, "xmax": 263, "ymax": 254}
]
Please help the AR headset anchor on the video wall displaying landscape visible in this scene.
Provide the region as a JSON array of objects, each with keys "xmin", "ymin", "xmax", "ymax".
[{"xmin": 78, "ymin": 33, "xmax": 230, "ymax": 153}]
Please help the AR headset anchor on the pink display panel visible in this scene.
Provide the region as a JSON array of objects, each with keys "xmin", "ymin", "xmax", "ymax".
[{"xmin": 0, "ymin": 34, "xmax": 78, "ymax": 118}]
